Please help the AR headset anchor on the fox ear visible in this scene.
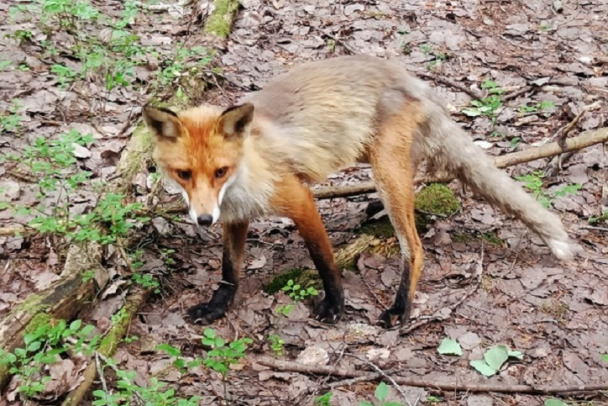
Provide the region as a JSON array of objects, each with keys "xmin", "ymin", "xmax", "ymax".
[
  {"xmin": 142, "ymin": 106, "xmax": 184, "ymax": 139},
  {"xmin": 219, "ymin": 103, "xmax": 254, "ymax": 139}
]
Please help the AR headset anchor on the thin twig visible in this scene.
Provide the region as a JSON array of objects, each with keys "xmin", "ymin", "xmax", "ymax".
[
  {"xmin": 416, "ymin": 71, "xmax": 484, "ymax": 100},
  {"xmin": 500, "ymin": 35, "xmax": 539, "ymax": 51},
  {"xmin": 95, "ymin": 352, "xmax": 109, "ymax": 393},
  {"xmin": 323, "ymin": 373, "xmax": 383, "ymax": 390},
  {"xmin": 345, "ymin": 354, "xmax": 414, "ymax": 406}
]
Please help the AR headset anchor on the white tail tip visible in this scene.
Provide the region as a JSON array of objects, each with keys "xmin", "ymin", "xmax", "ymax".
[{"xmin": 547, "ymin": 239, "xmax": 577, "ymax": 261}]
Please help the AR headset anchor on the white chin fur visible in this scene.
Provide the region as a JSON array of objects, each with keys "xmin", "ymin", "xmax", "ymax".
[
  {"xmin": 211, "ymin": 205, "xmax": 220, "ymax": 225},
  {"xmin": 188, "ymin": 207, "xmax": 198, "ymax": 225},
  {"xmin": 547, "ymin": 239, "xmax": 574, "ymax": 261}
]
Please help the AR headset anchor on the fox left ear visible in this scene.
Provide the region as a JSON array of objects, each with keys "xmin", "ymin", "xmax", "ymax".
[
  {"xmin": 219, "ymin": 103, "xmax": 254, "ymax": 139},
  {"xmin": 142, "ymin": 105, "xmax": 184, "ymax": 139}
]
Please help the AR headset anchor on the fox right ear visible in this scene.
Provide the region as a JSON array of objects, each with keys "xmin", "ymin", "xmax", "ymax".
[
  {"xmin": 142, "ymin": 106, "xmax": 183, "ymax": 139},
  {"xmin": 219, "ymin": 103, "xmax": 254, "ymax": 139}
]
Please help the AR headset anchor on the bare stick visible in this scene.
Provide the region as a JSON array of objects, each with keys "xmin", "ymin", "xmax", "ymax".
[
  {"xmin": 345, "ymin": 354, "xmax": 413, "ymax": 406},
  {"xmin": 416, "ymin": 72, "xmax": 484, "ymax": 100},
  {"xmin": 255, "ymin": 356, "xmax": 608, "ymax": 394}
]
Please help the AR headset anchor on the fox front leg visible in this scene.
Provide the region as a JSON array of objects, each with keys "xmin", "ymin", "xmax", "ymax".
[
  {"xmin": 187, "ymin": 221, "xmax": 248, "ymax": 324},
  {"xmin": 270, "ymin": 175, "xmax": 345, "ymax": 323}
]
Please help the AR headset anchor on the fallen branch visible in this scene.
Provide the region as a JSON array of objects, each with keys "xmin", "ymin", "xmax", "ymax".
[
  {"xmin": 255, "ymin": 356, "xmax": 608, "ymax": 395},
  {"xmin": 62, "ymin": 288, "xmax": 148, "ymax": 406},
  {"xmin": 0, "ymin": 225, "xmax": 27, "ymax": 237},
  {"xmin": 0, "ymin": 243, "xmax": 106, "ymax": 388},
  {"xmin": 0, "ymin": 122, "xmax": 154, "ymax": 389},
  {"xmin": 204, "ymin": 0, "xmax": 241, "ymax": 38},
  {"xmin": 313, "ymin": 126, "xmax": 608, "ymax": 199}
]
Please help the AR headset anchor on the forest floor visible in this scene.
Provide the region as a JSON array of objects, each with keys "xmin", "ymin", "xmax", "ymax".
[{"xmin": 0, "ymin": 0, "xmax": 607, "ymax": 405}]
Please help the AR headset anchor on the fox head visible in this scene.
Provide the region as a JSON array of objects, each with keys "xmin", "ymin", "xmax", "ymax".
[{"xmin": 142, "ymin": 103, "xmax": 255, "ymax": 226}]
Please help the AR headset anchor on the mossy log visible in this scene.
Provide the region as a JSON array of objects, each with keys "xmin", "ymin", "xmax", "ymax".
[
  {"xmin": 266, "ymin": 234, "xmax": 378, "ymax": 292},
  {"xmin": 62, "ymin": 288, "xmax": 147, "ymax": 406},
  {"xmin": 0, "ymin": 122, "xmax": 154, "ymax": 389},
  {"xmin": 204, "ymin": 0, "xmax": 241, "ymax": 38}
]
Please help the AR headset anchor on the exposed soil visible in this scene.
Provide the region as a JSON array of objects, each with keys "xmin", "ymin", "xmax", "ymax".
[{"xmin": 1, "ymin": 0, "xmax": 607, "ymax": 405}]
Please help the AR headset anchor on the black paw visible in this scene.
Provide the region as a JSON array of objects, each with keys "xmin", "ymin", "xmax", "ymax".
[
  {"xmin": 378, "ymin": 306, "xmax": 411, "ymax": 329},
  {"xmin": 314, "ymin": 296, "xmax": 344, "ymax": 324},
  {"xmin": 187, "ymin": 302, "xmax": 228, "ymax": 325}
]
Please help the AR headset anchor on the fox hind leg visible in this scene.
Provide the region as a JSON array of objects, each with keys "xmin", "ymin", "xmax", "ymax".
[{"xmin": 369, "ymin": 102, "xmax": 426, "ymax": 328}]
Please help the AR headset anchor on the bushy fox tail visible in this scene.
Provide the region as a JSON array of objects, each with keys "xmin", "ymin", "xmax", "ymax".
[{"xmin": 422, "ymin": 101, "xmax": 575, "ymax": 260}]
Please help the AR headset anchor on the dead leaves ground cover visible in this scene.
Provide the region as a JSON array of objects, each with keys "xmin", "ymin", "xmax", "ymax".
[{"xmin": 0, "ymin": 0, "xmax": 607, "ymax": 405}]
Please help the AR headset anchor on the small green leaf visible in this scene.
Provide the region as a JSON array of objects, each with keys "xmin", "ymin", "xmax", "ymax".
[
  {"xmin": 437, "ymin": 338, "xmax": 462, "ymax": 356},
  {"xmin": 602, "ymin": 354, "xmax": 608, "ymax": 362},
  {"xmin": 507, "ymin": 349, "xmax": 524, "ymax": 360},
  {"xmin": 375, "ymin": 381, "xmax": 389, "ymax": 401},
  {"xmin": 483, "ymin": 345, "xmax": 509, "ymax": 371},
  {"xmin": 544, "ymin": 399, "xmax": 569, "ymax": 406},
  {"xmin": 157, "ymin": 343, "xmax": 181, "ymax": 357},
  {"xmin": 470, "ymin": 360, "xmax": 497, "ymax": 377}
]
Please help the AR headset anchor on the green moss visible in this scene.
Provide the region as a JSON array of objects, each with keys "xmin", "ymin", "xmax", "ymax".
[
  {"xmin": 204, "ymin": 0, "xmax": 240, "ymax": 38},
  {"xmin": 415, "ymin": 183, "xmax": 460, "ymax": 216},
  {"xmin": 25, "ymin": 313, "xmax": 52, "ymax": 334},
  {"xmin": 358, "ymin": 216, "xmax": 395, "ymax": 239},
  {"xmin": 99, "ymin": 308, "xmax": 131, "ymax": 355},
  {"xmin": 264, "ymin": 268, "xmax": 321, "ymax": 295},
  {"xmin": 452, "ymin": 231, "xmax": 503, "ymax": 246}
]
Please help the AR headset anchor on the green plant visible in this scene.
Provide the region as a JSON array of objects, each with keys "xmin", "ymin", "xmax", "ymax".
[
  {"xmin": 156, "ymin": 343, "xmax": 203, "ymax": 373},
  {"xmin": 462, "ymin": 79, "xmax": 504, "ymax": 126},
  {"xmin": 132, "ymin": 272, "xmax": 160, "ymax": 293},
  {"xmin": 276, "ymin": 303, "xmax": 294, "ymax": 316},
  {"xmin": 275, "ymin": 278, "xmax": 319, "ymax": 316},
  {"xmin": 0, "ymin": 99, "xmax": 24, "ymax": 133},
  {"xmin": 420, "ymin": 43, "xmax": 432, "ymax": 56},
  {"xmin": 202, "ymin": 328, "xmax": 252, "ymax": 379},
  {"xmin": 5, "ymin": 128, "xmax": 150, "ymax": 248},
  {"xmin": 282, "ymin": 279, "xmax": 319, "ymax": 301},
  {"xmin": 359, "ymin": 382, "xmax": 402, "ymax": 406},
  {"xmin": 157, "ymin": 45, "xmax": 214, "ymax": 87},
  {"xmin": 82, "ymin": 269, "xmax": 96, "ymax": 282},
  {"xmin": 92, "ymin": 361, "xmax": 201, "ymax": 406},
  {"xmin": 425, "ymin": 395, "xmax": 442, "ymax": 403},
  {"xmin": 602, "ymin": 354, "xmax": 608, "ymax": 362},
  {"xmin": 516, "ymin": 172, "xmax": 582, "ymax": 208},
  {"xmin": 202, "ymin": 328, "xmax": 253, "ymax": 403},
  {"xmin": 518, "ymin": 100, "xmax": 555, "ymax": 115},
  {"xmin": 268, "ymin": 334, "xmax": 285, "ymax": 357},
  {"xmin": 0, "ymin": 61, "xmax": 12, "ymax": 71},
  {"xmin": 9, "ymin": 29, "xmax": 34, "ymax": 44},
  {"xmin": 589, "ymin": 210, "xmax": 608, "ymax": 224},
  {"xmin": 40, "ymin": 0, "xmax": 100, "ymax": 32},
  {"xmin": 470, "ymin": 345, "xmax": 523, "ymax": 377},
  {"xmin": 0, "ymin": 319, "xmax": 99, "ymax": 399},
  {"xmin": 315, "ymin": 391, "xmax": 332, "ymax": 406}
]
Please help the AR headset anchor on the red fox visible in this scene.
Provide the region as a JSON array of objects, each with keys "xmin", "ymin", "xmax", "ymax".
[{"xmin": 142, "ymin": 55, "xmax": 575, "ymax": 328}]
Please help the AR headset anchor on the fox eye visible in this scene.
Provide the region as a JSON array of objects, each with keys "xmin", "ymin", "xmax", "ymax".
[
  {"xmin": 176, "ymin": 170, "xmax": 192, "ymax": 181},
  {"xmin": 215, "ymin": 167, "xmax": 228, "ymax": 179}
]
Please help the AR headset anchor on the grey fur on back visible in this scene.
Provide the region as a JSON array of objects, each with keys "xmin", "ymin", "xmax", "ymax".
[{"xmin": 245, "ymin": 55, "xmax": 574, "ymax": 259}]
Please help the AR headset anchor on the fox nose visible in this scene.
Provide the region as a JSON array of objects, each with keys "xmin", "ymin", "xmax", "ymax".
[{"xmin": 197, "ymin": 214, "xmax": 213, "ymax": 226}]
